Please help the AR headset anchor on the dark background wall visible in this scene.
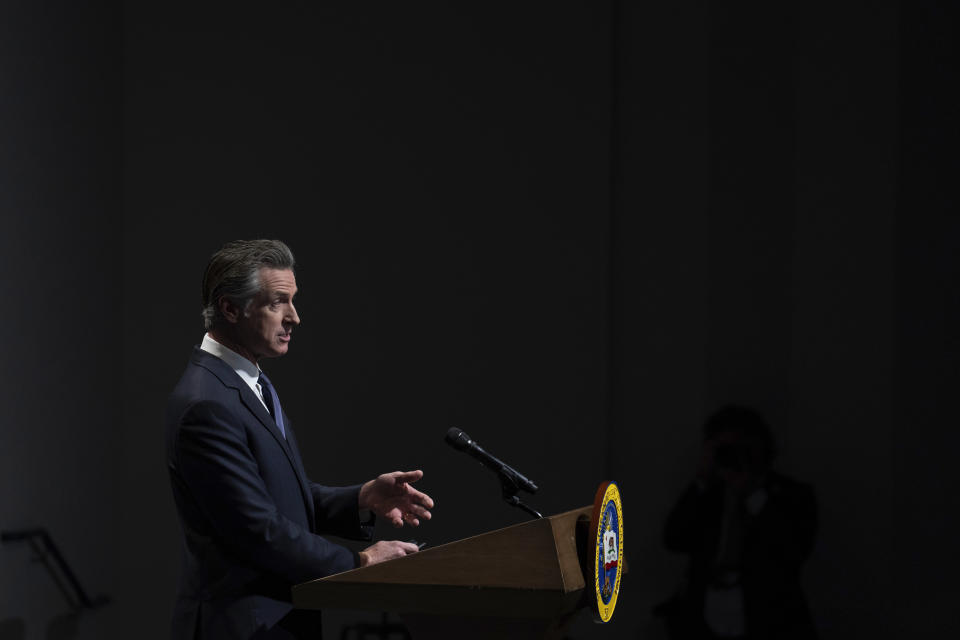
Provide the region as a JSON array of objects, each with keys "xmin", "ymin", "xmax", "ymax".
[
  {"xmin": 0, "ymin": 2, "xmax": 121, "ymax": 639},
  {"xmin": 2, "ymin": 2, "xmax": 957, "ymax": 639}
]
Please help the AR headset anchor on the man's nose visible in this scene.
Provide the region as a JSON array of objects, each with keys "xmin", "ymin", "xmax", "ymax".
[{"xmin": 288, "ymin": 303, "xmax": 300, "ymax": 326}]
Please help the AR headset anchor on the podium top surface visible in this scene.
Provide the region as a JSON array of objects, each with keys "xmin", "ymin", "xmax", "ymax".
[{"xmin": 292, "ymin": 506, "xmax": 592, "ymax": 616}]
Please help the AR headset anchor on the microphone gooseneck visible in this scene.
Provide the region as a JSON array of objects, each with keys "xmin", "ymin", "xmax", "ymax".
[{"xmin": 444, "ymin": 427, "xmax": 542, "ymax": 519}]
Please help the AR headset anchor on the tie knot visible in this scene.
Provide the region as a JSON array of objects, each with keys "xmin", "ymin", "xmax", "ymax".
[{"xmin": 258, "ymin": 371, "xmax": 273, "ymax": 389}]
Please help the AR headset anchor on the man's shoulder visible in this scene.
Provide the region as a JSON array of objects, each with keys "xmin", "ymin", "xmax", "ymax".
[
  {"xmin": 186, "ymin": 347, "xmax": 240, "ymax": 382},
  {"xmin": 166, "ymin": 349, "xmax": 249, "ymax": 435},
  {"xmin": 169, "ymin": 348, "xmax": 241, "ymax": 406}
]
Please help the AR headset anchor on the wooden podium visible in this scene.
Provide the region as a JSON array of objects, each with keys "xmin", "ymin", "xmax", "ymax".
[{"xmin": 292, "ymin": 506, "xmax": 595, "ymax": 639}]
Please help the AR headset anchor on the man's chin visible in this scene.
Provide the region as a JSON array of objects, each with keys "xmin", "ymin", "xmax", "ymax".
[{"xmin": 258, "ymin": 345, "xmax": 289, "ymax": 359}]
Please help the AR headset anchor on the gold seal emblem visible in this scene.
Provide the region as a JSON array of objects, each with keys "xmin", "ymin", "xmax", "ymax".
[{"xmin": 589, "ymin": 481, "xmax": 623, "ymax": 623}]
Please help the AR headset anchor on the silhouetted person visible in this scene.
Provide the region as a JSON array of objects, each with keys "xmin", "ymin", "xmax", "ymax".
[{"xmin": 657, "ymin": 406, "xmax": 817, "ymax": 640}]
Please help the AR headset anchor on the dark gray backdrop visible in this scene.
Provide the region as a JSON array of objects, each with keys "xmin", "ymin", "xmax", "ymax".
[{"xmin": 1, "ymin": 2, "xmax": 957, "ymax": 639}]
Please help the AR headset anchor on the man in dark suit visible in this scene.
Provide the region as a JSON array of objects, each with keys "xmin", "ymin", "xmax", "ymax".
[{"xmin": 166, "ymin": 239, "xmax": 434, "ymax": 639}]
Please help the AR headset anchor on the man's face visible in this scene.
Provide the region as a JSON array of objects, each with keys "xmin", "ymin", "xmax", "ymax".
[{"xmin": 234, "ymin": 267, "xmax": 300, "ymax": 361}]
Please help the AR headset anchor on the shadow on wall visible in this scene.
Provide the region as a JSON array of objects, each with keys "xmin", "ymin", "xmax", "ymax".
[
  {"xmin": 45, "ymin": 613, "xmax": 81, "ymax": 640},
  {"xmin": 0, "ymin": 619, "xmax": 24, "ymax": 640},
  {"xmin": 0, "ymin": 613, "xmax": 84, "ymax": 640}
]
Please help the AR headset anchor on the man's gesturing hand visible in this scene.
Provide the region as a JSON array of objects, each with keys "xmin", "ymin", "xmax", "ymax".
[
  {"xmin": 359, "ymin": 470, "xmax": 434, "ymax": 527},
  {"xmin": 358, "ymin": 540, "xmax": 420, "ymax": 567}
]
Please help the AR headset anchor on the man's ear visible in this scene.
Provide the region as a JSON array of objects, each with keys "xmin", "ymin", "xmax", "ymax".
[{"xmin": 218, "ymin": 297, "xmax": 242, "ymax": 324}]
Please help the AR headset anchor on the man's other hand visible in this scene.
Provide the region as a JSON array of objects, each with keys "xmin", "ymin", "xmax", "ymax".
[
  {"xmin": 359, "ymin": 470, "xmax": 434, "ymax": 527},
  {"xmin": 358, "ymin": 540, "xmax": 420, "ymax": 567}
]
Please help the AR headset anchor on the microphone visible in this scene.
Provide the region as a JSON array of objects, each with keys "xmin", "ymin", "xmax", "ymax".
[{"xmin": 444, "ymin": 427, "xmax": 538, "ymax": 494}]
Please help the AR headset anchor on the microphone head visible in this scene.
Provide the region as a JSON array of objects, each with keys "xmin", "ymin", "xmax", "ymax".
[{"xmin": 445, "ymin": 427, "xmax": 472, "ymax": 451}]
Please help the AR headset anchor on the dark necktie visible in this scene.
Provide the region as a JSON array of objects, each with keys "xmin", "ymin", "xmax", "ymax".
[{"xmin": 257, "ymin": 371, "xmax": 286, "ymax": 439}]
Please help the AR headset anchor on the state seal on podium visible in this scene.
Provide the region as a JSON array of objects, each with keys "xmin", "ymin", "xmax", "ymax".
[{"xmin": 589, "ymin": 481, "xmax": 623, "ymax": 623}]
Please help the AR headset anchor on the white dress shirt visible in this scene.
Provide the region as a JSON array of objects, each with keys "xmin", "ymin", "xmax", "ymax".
[{"xmin": 200, "ymin": 333, "xmax": 270, "ymax": 413}]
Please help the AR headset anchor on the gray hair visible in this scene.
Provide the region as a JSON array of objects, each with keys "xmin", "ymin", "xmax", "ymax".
[{"xmin": 201, "ymin": 239, "xmax": 296, "ymax": 330}]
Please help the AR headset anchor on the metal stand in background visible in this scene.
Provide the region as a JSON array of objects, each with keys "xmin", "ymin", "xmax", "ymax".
[{"xmin": 0, "ymin": 528, "xmax": 110, "ymax": 612}]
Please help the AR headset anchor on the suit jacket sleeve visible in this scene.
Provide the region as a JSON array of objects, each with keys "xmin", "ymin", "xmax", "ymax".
[
  {"xmin": 309, "ymin": 482, "xmax": 375, "ymax": 538},
  {"xmin": 174, "ymin": 398, "xmax": 358, "ymax": 584}
]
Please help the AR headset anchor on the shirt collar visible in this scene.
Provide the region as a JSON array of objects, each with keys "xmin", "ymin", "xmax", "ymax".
[{"xmin": 200, "ymin": 333, "xmax": 262, "ymax": 391}]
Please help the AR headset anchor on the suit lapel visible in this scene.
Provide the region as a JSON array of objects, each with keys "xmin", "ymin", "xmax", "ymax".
[
  {"xmin": 279, "ymin": 416, "xmax": 317, "ymax": 528},
  {"xmin": 192, "ymin": 348, "xmax": 315, "ymax": 526}
]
